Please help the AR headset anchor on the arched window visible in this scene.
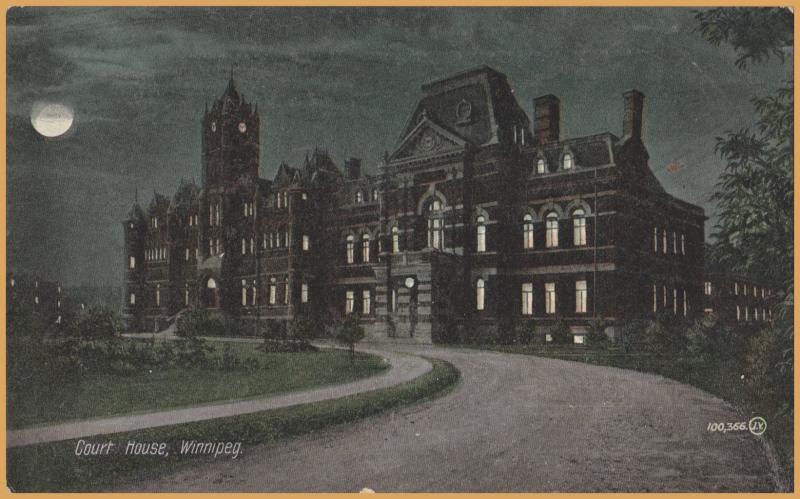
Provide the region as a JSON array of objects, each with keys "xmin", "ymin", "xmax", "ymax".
[
  {"xmin": 269, "ymin": 277, "xmax": 277, "ymax": 305},
  {"xmin": 371, "ymin": 189, "xmax": 379, "ymax": 201},
  {"xmin": 206, "ymin": 278, "xmax": 217, "ymax": 289},
  {"xmin": 476, "ymin": 278, "xmax": 485, "ymax": 311},
  {"xmin": 536, "ymin": 158, "xmax": 546, "ymax": 174},
  {"xmin": 362, "ymin": 233, "xmax": 371, "ymax": 263},
  {"xmin": 284, "ymin": 277, "xmax": 289, "ymax": 305},
  {"xmin": 362, "ymin": 290, "xmax": 371, "ymax": 314},
  {"xmin": 427, "ymin": 199, "xmax": 444, "ymax": 250},
  {"xmin": 562, "ymin": 153, "xmax": 573, "ymax": 170},
  {"xmin": 301, "ymin": 283, "xmax": 309, "ymax": 303},
  {"xmin": 391, "ymin": 226, "xmax": 400, "ymax": 253},
  {"xmin": 355, "ymin": 191, "xmax": 363, "ymax": 204},
  {"xmin": 476, "ymin": 216, "xmax": 486, "ymax": 253},
  {"xmin": 523, "ymin": 214, "xmax": 534, "ymax": 249},
  {"xmin": 241, "ymin": 280, "xmax": 247, "ymax": 306},
  {"xmin": 572, "ymin": 208, "xmax": 586, "ymax": 246},
  {"xmin": 346, "ymin": 235, "xmax": 354, "ymax": 264},
  {"xmin": 156, "ymin": 284, "xmax": 161, "ymax": 307},
  {"xmin": 545, "ymin": 212, "xmax": 559, "ymax": 248}
]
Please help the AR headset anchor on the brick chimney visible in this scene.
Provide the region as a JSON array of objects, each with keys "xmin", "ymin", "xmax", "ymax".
[
  {"xmin": 344, "ymin": 158, "xmax": 361, "ymax": 180},
  {"xmin": 533, "ymin": 95, "xmax": 560, "ymax": 144},
  {"xmin": 623, "ymin": 90, "xmax": 645, "ymax": 139}
]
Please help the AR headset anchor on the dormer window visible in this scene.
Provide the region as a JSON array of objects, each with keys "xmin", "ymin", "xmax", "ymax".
[
  {"xmin": 562, "ymin": 153, "xmax": 573, "ymax": 170},
  {"xmin": 536, "ymin": 158, "xmax": 546, "ymax": 175}
]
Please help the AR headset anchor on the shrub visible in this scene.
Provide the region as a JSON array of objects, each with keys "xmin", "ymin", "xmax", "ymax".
[
  {"xmin": 548, "ymin": 319, "xmax": 571, "ymax": 345},
  {"xmin": 333, "ymin": 314, "xmax": 366, "ymax": 363},
  {"xmin": 175, "ymin": 311, "xmax": 225, "ymax": 338},
  {"xmin": 263, "ymin": 320, "xmax": 288, "ymax": 340},
  {"xmin": 67, "ymin": 307, "xmax": 120, "ymax": 339},
  {"xmin": 287, "ymin": 316, "xmax": 316, "ymax": 341},
  {"xmin": 585, "ymin": 318, "xmax": 609, "ymax": 348}
]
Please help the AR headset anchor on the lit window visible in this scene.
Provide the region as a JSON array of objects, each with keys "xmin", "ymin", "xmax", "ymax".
[
  {"xmin": 346, "ymin": 235, "xmax": 355, "ymax": 264},
  {"xmin": 391, "ymin": 288, "xmax": 398, "ymax": 312},
  {"xmin": 283, "ymin": 192, "xmax": 288, "ymax": 208},
  {"xmin": 704, "ymin": 282, "xmax": 712, "ymax": 295},
  {"xmin": 735, "ymin": 282, "xmax": 739, "ymax": 295},
  {"xmin": 302, "ymin": 235, "xmax": 310, "ymax": 251},
  {"xmin": 345, "ymin": 290, "xmax": 354, "ymax": 314},
  {"xmin": 427, "ymin": 199, "xmax": 444, "ymax": 250},
  {"xmin": 683, "ymin": 289, "xmax": 688, "ymax": 316},
  {"xmin": 269, "ymin": 278, "xmax": 277, "ymax": 305},
  {"xmin": 653, "ymin": 284, "xmax": 657, "ymax": 312},
  {"xmin": 241, "ymin": 281, "xmax": 247, "ymax": 306},
  {"xmin": 663, "ymin": 285, "xmax": 667, "ymax": 307},
  {"xmin": 215, "ymin": 239, "xmax": 221, "ymax": 255},
  {"xmin": 545, "ymin": 282, "xmax": 556, "ymax": 315},
  {"xmin": 301, "ymin": 283, "xmax": 309, "ymax": 303},
  {"xmin": 521, "ymin": 282, "xmax": 533, "ymax": 315},
  {"xmin": 672, "ymin": 288, "xmax": 677, "ymax": 315},
  {"xmin": 195, "ymin": 248, "xmax": 199, "ymax": 260},
  {"xmin": 263, "ymin": 233, "xmax": 267, "ymax": 249},
  {"xmin": 523, "ymin": 214, "xmax": 534, "ymax": 249},
  {"xmin": 185, "ymin": 288, "xmax": 189, "ymax": 306},
  {"xmin": 744, "ymin": 306, "xmax": 749, "ymax": 321},
  {"xmin": 362, "ymin": 234, "xmax": 371, "ymax": 263},
  {"xmin": 754, "ymin": 307, "xmax": 759, "ymax": 321},
  {"xmin": 391, "ymin": 226, "xmax": 400, "ymax": 253},
  {"xmin": 355, "ymin": 191, "xmax": 363, "ymax": 204},
  {"xmin": 301, "ymin": 192, "xmax": 307, "ymax": 200},
  {"xmin": 251, "ymin": 281, "xmax": 257, "ymax": 306},
  {"xmin": 34, "ymin": 296, "xmax": 39, "ymax": 305},
  {"xmin": 672, "ymin": 232, "xmax": 677, "ymax": 254},
  {"xmin": 736, "ymin": 305, "xmax": 741, "ymax": 321},
  {"xmin": 372, "ymin": 189, "xmax": 379, "ymax": 201},
  {"xmin": 362, "ymin": 290, "xmax": 371, "ymax": 314},
  {"xmin": 573, "ymin": 335, "xmax": 585, "ymax": 345},
  {"xmin": 545, "ymin": 213, "xmax": 559, "ymax": 248},
  {"xmin": 653, "ymin": 227, "xmax": 658, "ymax": 253},
  {"xmin": 575, "ymin": 280, "xmax": 587, "ymax": 313},
  {"xmin": 662, "ymin": 229, "xmax": 667, "ymax": 254},
  {"xmin": 130, "ymin": 293, "xmax": 136, "ymax": 305},
  {"xmin": 284, "ymin": 278, "xmax": 289, "ymax": 305},
  {"xmin": 242, "ymin": 238, "xmax": 247, "ymax": 255},
  {"xmin": 156, "ymin": 285, "xmax": 161, "ymax": 307},
  {"xmin": 476, "ymin": 216, "xmax": 486, "ymax": 253},
  {"xmin": 681, "ymin": 234, "xmax": 685, "ymax": 255},
  {"xmin": 284, "ymin": 231, "xmax": 289, "ymax": 248},
  {"xmin": 129, "ymin": 256, "xmax": 136, "ymax": 269},
  {"xmin": 573, "ymin": 209, "xmax": 586, "ymax": 246},
  {"xmin": 562, "ymin": 153, "xmax": 573, "ymax": 170},
  {"xmin": 536, "ymin": 158, "xmax": 546, "ymax": 174},
  {"xmin": 476, "ymin": 278, "xmax": 485, "ymax": 311}
]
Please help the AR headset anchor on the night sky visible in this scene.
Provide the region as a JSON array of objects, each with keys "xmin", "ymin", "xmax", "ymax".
[{"xmin": 6, "ymin": 7, "xmax": 791, "ymax": 286}]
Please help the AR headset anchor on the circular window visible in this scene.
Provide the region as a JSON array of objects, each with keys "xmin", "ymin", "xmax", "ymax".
[
  {"xmin": 404, "ymin": 277, "xmax": 415, "ymax": 288},
  {"xmin": 238, "ymin": 122, "xmax": 247, "ymax": 133}
]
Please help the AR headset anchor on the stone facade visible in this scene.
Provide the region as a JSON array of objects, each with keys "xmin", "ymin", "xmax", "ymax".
[{"xmin": 123, "ymin": 66, "xmax": 706, "ymax": 343}]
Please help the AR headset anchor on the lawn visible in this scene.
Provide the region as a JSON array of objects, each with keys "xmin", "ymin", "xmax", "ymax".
[{"xmin": 8, "ymin": 341, "xmax": 388, "ymax": 429}]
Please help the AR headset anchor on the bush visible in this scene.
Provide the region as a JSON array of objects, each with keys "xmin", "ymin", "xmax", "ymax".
[
  {"xmin": 175, "ymin": 311, "xmax": 225, "ymax": 338},
  {"xmin": 263, "ymin": 320, "xmax": 288, "ymax": 340},
  {"xmin": 548, "ymin": 319, "xmax": 571, "ymax": 345},
  {"xmin": 67, "ymin": 307, "xmax": 120, "ymax": 339},
  {"xmin": 585, "ymin": 318, "xmax": 609, "ymax": 348},
  {"xmin": 333, "ymin": 314, "xmax": 366, "ymax": 363},
  {"xmin": 287, "ymin": 316, "xmax": 316, "ymax": 341}
]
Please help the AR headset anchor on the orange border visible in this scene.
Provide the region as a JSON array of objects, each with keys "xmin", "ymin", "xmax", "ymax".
[{"xmin": 1, "ymin": 1, "xmax": 798, "ymax": 498}]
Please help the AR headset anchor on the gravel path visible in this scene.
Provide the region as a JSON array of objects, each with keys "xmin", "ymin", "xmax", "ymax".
[
  {"xmin": 119, "ymin": 345, "xmax": 777, "ymax": 492},
  {"xmin": 6, "ymin": 347, "xmax": 431, "ymax": 448}
]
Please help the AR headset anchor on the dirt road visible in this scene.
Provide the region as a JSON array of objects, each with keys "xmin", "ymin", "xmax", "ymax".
[{"xmin": 120, "ymin": 345, "xmax": 777, "ymax": 492}]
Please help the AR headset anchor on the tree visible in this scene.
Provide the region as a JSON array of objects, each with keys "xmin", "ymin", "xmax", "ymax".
[
  {"xmin": 334, "ymin": 314, "xmax": 366, "ymax": 363},
  {"xmin": 585, "ymin": 317, "xmax": 609, "ymax": 348}
]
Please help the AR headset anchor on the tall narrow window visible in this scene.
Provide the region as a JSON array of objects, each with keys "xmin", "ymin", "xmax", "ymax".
[
  {"xmin": 301, "ymin": 283, "xmax": 309, "ymax": 303},
  {"xmin": 241, "ymin": 281, "xmax": 247, "ymax": 306},
  {"xmin": 735, "ymin": 282, "xmax": 739, "ymax": 295},
  {"xmin": 573, "ymin": 209, "xmax": 586, "ymax": 246},
  {"xmin": 476, "ymin": 278, "xmax": 485, "ymax": 311},
  {"xmin": 252, "ymin": 281, "xmax": 257, "ymax": 306},
  {"xmin": 736, "ymin": 305, "xmax": 741, "ymax": 321},
  {"xmin": 673, "ymin": 288, "xmax": 677, "ymax": 314},
  {"xmin": 387, "ymin": 226, "xmax": 398, "ymax": 253},
  {"xmin": 284, "ymin": 278, "xmax": 289, "ymax": 305},
  {"xmin": 269, "ymin": 278, "xmax": 276, "ymax": 305},
  {"xmin": 545, "ymin": 212, "xmax": 559, "ymax": 248},
  {"xmin": 662, "ymin": 229, "xmax": 667, "ymax": 254},
  {"xmin": 241, "ymin": 238, "xmax": 247, "ymax": 255},
  {"xmin": 545, "ymin": 282, "xmax": 556, "ymax": 315},
  {"xmin": 653, "ymin": 227, "xmax": 658, "ymax": 253},
  {"xmin": 663, "ymin": 285, "xmax": 667, "ymax": 307},
  {"xmin": 744, "ymin": 306, "xmax": 749, "ymax": 321},
  {"xmin": 562, "ymin": 153, "xmax": 573, "ymax": 170},
  {"xmin": 683, "ymin": 289, "xmax": 688, "ymax": 316},
  {"xmin": 704, "ymin": 282, "xmax": 712, "ymax": 295},
  {"xmin": 345, "ymin": 290, "xmax": 354, "ymax": 314},
  {"xmin": 282, "ymin": 192, "xmax": 288, "ymax": 209},
  {"xmin": 652, "ymin": 284, "xmax": 657, "ymax": 312},
  {"xmin": 672, "ymin": 232, "xmax": 677, "ymax": 254},
  {"xmin": 156, "ymin": 285, "xmax": 161, "ymax": 307},
  {"xmin": 250, "ymin": 238, "xmax": 255, "ymax": 254},
  {"xmin": 346, "ymin": 235, "xmax": 355, "ymax": 264},
  {"xmin": 523, "ymin": 214, "xmax": 534, "ymax": 249},
  {"xmin": 476, "ymin": 216, "xmax": 486, "ymax": 253},
  {"xmin": 284, "ymin": 231, "xmax": 289, "ymax": 248},
  {"xmin": 680, "ymin": 234, "xmax": 686, "ymax": 255},
  {"xmin": 263, "ymin": 233, "xmax": 268, "ymax": 249},
  {"xmin": 129, "ymin": 256, "xmax": 136, "ymax": 269},
  {"xmin": 391, "ymin": 288, "xmax": 398, "ymax": 312},
  {"xmin": 362, "ymin": 290, "xmax": 371, "ymax": 314},
  {"xmin": 536, "ymin": 158, "xmax": 546, "ymax": 174},
  {"xmin": 185, "ymin": 248, "xmax": 189, "ymax": 261},
  {"xmin": 427, "ymin": 199, "xmax": 444, "ymax": 250},
  {"xmin": 522, "ymin": 282, "xmax": 533, "ymax": 315},
  {"xmin": 575, "ymin": 280, "xmax": 587, "ymax": 313},
  {"xmin": 130, "ymin": 293, "xmax": 136, "ymax": 305},
  {"xmin": 355, "ymin": 191, "xmax": 363, "ymax": 204},
  {"xmin": 362, "ymin": 234, "xmax": 371, "ymax": 263},
  {"xmin": 184, "ymin": 287, "xmax": 189, "ymax": 306},
  {"xmin": 302, "ymin": 235, "xmax": 310, "ymax": 251}
]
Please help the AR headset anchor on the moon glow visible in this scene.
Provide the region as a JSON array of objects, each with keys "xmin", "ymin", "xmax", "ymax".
[{"xmin": 31, "ymin": 102, "xmax": 74, "ymax": 137}]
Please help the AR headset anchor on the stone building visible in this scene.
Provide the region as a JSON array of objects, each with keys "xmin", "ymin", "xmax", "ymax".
[{"xmin": 124, "ymin": 66, "xmax": 706, "ymax": 343}]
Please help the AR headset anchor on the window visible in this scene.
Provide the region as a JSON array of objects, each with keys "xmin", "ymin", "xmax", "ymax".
[
  {"xmin": 744, "ymin": 285, "xmax": 748, "ymax": 296},
  {"xmin": 523, "ymin": 214, "xmax": 534, "ymax": 249},
  {"xmin": 391, "ymin": 288, "xmax": 398, "ymax": 312},
  {"xmin": 681, "ymin": 234, "xmax": 686, "ymax": 255},
  {"xmin": 362, "ymin": 290, "xmax": 371, "ymax": 314},
  {"xmin": 241, "ymin": 238, "xmax": 247, "ymax": 255},
  {"xmin": 653, "ymin": 227, "xmax": 658, "ymax": 253},
  {"xmin": 284, "ymin": 278, "xmax": 289, "ymax": 305},
  {"xmin": 251, "ymin": 281, "xmax": 257, "ymax": 305},
  {"xmin": 545, "ymin": 213, "xmax": 559, "ymax": 248},
  {"xmin": 282, "ymin": 192, "xmax": 288, "ymax": 208},
  {"xmin": 362, "ymin": 234, "xmax": 371, "ymax": 263},
  {"xmin": 575, "ymin": 280, "xmax": 587, "ymax": 313},
  {"xmin": 562, "ymin": 153, "xmax": 573, "ymax": 170},
  {"xmin": 284, "ymin": 231, "xmax": 289, "ymax": 248},
  {"xmin": 736, "ymin": 305, "xmax": 741, "ymax": 321},
  {"xmin": 372, "ymin": 189, "xmax": 379, "ymax": 201},
  {"xmin": 545, "ymin": 282, "xmax": 556, "ymax": 314},
  {"xmin": 269, "ymin": 278, "xmax": 276, "ymax": 305},
  {"xmin": 683, "ymin": 289, "xmax": 688, "ymax": 316},
  {"xmin": 346, "ymin": 235, "xmax": 355, "ymax": 264},
  {"xmin": 195, "ymin": 248, "xmax": 199, "ymax": 260},
  {"xmin": 573, "ymin": 209, "xmax": 586, "ymax": 246},
  {"xmin": 735, "ymin": 282, "xmax": 739, "ymax": 295},
  {"xmin": 345, "ymin": 290, "xmax": 354, "ymax": 314},
  {"xmin": 536, "ymin": 158, "xmax": 546, "ymax": 174},
  {"xmin": 427, "ymin": 199, "xmax": 444, "ymax": 250},
  {"xmin": 754, "ymin": 307, "xmax": 759, "ymax": 321},
  {"xmin": 156, "ymin": 285, "xmax": 161, "ymax": 307},
  {"xmin": 662, "ymin": 229, "xmax": 667, "ymax": 254},
  {"xmin": 752, "ymin": 285, "xmax": 756, "ymax": 296},
  {"xmin": 663, "ymin": 285, "xmax": 667, "ymax": 307},
  {"xmin": 391, "ymin": 226, "xmax": 400, "ymax": 253},
  {"xmin": 129, "ymin": 256, "xmax": 136, "ymax": 269},
  {"xmin": 704, "ymin": 282, "xmax": 712, "ymax": 295},
  {"xmin": 573, "ymin": 335, "xmax": 585, "ymax": 345},
  {"xmin": 302, "ymin": 235, "xmax": 310, "ymax": 251},
  {"xmin": 476, "ymin": 279, "xmax": 485, "ymax": 311},
  {"xmin": 241, "ymin": 281, "xmax": 247, "ymax": 306},
  {"xmin": 672, "ymin": 232, "xmax": 677, "ymax": 254},
  {"xmin": 744, "ymin": 306, "xmax": 749, "ymax": 321},
  {"xmin": 672, "ymin": 288, "xmax": 677, "ymax": 314},
  {"xmin": 184, "ymin": 287, "xmax": 190, "ymax": 306},
  {"xmin": 301, "ymin": 283, "xmax": 309, "ymax": 304},
  {"xmin": 652, "ymin": 284, "xmax": 657, "ymax": 312},
  {"xmin": 301, "ymin": 192, "xmax": 307, "ymax": 201},
  {"xmin": 355, "ymin": 191, "xmax": 363, "ymax": 204},
  {"xmin": 476, "ymin": 216, "xmax": 486, "ymax": 253},
  {"xmin": 521, "ymin": 282, "xmax": 533, "ymax": 315},
  {"xmin": 130, "ymin": 293, "xmax": 136, "ymax": 305},
  {"xmin": 275, "ymin": 193, "xmax": 281, "ymax": 208}
]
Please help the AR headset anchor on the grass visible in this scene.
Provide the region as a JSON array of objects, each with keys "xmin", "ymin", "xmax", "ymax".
[
  {"xmin": 9, "ymin": 342, "xmax": 388, "ymax": 429},
  {"xmin": 7, "ymin": 357, "xmax": 460, "ymax": 492}
]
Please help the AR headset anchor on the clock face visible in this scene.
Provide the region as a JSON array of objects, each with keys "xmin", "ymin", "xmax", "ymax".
[
  {"xmin": 404, "ymin": 277, "xmax": 415, "ymax": 288},
  {"xmin": 210, "ymin": 121, "xmax": 216, "ymax": 132},
  {"xmin": 238, "ymin": 122, "xmax": 247, "ymax": 133}
]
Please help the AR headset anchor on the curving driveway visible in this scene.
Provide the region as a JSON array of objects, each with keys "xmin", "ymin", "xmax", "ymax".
[{"xmin": 119, "ymin": 344, "xmax": 778, "ymax": 492}]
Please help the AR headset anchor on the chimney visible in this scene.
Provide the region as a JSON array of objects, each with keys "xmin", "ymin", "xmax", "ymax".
[
  {"xmin": 344, "ymin": 158, "xmax": 361, "ymax": 180},
  {"xmin": 623, "ymin": 90, "xmax": 645, "ymax": 139},
  {"xmin": 533, "ymin": 95, "xmax": 560, "ymax": 144}
]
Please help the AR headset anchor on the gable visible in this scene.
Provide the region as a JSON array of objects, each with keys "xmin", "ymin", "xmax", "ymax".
[{"xmin": 392, "ymin": 117, "xmax": 467, "ymax": 161}]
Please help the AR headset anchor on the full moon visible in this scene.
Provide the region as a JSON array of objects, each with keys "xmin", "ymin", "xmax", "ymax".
[{"xmin": 31, "ymin": 102, "xmax": 74, "ymax": 137}]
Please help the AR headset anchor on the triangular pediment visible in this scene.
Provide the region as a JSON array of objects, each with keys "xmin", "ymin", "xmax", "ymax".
[{"xmin": 392, "ymin": 117, "xmax": 468, "ymax": 161}]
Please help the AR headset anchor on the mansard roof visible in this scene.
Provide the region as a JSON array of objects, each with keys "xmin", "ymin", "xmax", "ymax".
[
  {"xmin": 399, "ymin": 65, "xmax": 529, "ymax": 148},
  {"xmin": 531, "ymin": 133, "xmax": 616, "ymax": 169}
]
